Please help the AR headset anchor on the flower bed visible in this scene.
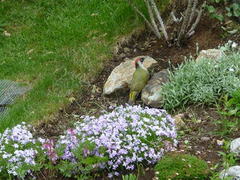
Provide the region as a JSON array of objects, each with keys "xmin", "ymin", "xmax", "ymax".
[{"xmin": 0, "ymin": 105, "xmax": 177, "ymax": 179}]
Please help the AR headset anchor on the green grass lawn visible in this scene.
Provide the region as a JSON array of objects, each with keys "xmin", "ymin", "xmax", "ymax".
[
  {"xmin": 0, "ymin": 0, "xmax": 147, "ymax": 132},
  {"xmin": 0, "ymin": 0, "xmax": 171, "ymax": 132}
]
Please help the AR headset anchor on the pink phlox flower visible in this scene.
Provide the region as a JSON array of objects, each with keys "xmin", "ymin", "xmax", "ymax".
[
  {"xmin": 67, "ymin": 128, "xmax": 76, "ymax": 136},
  {"xmin": 42, "ymin": 139, "xmax": 58, "ymax": 163}
]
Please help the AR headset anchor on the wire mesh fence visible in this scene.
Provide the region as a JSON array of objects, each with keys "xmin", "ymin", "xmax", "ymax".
[{"xmin": 0, "ymin": 80, "xmax": 30, "ymax": 121}]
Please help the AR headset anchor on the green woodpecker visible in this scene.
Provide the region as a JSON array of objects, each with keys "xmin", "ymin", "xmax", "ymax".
[{"xmin": 128, "ymin": 57, "xmax": 150, "ymax": 104}]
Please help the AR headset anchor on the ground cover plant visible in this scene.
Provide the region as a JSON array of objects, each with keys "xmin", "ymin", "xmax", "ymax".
[
  {"xmin": 160, "ymin": 52, "xmax": 240, "ymax": 110},
  {"xmin": 221, "ymin": 88, "xmax": 240, "ymax": 117},
  {"xmin": 206, "ymin": 0, "xmax": 240, "ymax": 22},
  {"xmin": 0, "ymin": 122, "xmax": 46, "ymax": 179},
  {"xmin": 155, "ymin": 153, "xmax": 209, "ymax": 179},
  {"xmin": 0, "ymin": 105, "xmax": 177, "ymax": 179},
  {"xmin": 55, "ymin": 105, "xmax": 177, "ymax": 178},
  {"xmin": 0, "ymin": 0, "xmax": 146, "ymax": 132}
]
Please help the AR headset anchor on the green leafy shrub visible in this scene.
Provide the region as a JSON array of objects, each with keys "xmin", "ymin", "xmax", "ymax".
[
  {"xmin": 160, "ymin": 52, "xmax": 240, "ymax": 110},
  {"xmin": 205, "ymin": 0, "xmax": 240, "ymax": 22},
  {"xmin": 221, "ymin": 88, "xmax": 240, "ymax": 116},
  {"xmin": 154, "ymin": 153, "xmax": 209, "ymax": 180},
  {"xmin": 55, "ymin": 140, "xmax": 108, "ymax": 179}
]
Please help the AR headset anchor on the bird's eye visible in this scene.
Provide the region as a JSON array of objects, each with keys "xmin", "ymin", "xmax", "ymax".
[{"xmin": 140, "ymin": 58, "xmax": 144, "ymax": 62}]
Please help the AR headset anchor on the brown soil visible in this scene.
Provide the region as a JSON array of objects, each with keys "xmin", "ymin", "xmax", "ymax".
[{"xmin": 35, "ymin": 15, "xmax": 240, "ymax": 180}]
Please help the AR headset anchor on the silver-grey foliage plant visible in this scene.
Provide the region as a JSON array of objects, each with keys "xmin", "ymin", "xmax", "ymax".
[{"xmin": 160, "ymin": 52, "xmax": 240, "ymax": 110}]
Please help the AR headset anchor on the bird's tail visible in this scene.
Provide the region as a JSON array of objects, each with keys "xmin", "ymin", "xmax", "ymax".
[{"xmin": 128, "ymin": 91, "xmax": 138, "ymax": 105}]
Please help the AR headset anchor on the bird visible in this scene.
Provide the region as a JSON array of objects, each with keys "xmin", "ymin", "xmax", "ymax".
[{"xmin": 128, "ymin": 57, "xmax": 150, "ymax": 105}]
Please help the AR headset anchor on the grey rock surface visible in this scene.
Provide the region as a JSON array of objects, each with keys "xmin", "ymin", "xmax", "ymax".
[
  {"xmin": 230, "ymin": 138, "xmax": 240, "ymax": 155},
  {"xmin": 220, "ymin": 166, "xmax": 240, "ymax": 180},
  {"xmin": 141, "ymin": 69, "xmax": 169, "ymax": 107},
  {"xmin": 196, "ymin": 49, "xmax": 225, "ymax": 61}
]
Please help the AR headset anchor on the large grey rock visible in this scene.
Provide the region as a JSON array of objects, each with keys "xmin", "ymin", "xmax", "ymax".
[
  {"xmin": 230, "ymin": 138, "xmax": 240, "ymax": 155},
  {"xmin": 103, "ymin": 56, "xmax": 157, "ymax": 95},
  {"xmin": 196, "ymin": 49, "xmax": 225, "ymax": 61},
  {"xmin": 220, "ymin": 166, "xmax": 240, "ymax": 180},
  {"xmin": 141, "ymin": 69, "xmax": 169, "ymax": 107}
]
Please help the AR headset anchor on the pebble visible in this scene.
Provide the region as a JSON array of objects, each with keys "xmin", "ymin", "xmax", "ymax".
[
  {"xmin": 201, "ymin": 137, "xmax": 210, "ymax": 141},
  {"xmin": 123, "ymin": 47, "xmax": 131, "ymax": 53}
]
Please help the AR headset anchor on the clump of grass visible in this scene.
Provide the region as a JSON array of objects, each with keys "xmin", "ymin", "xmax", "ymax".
[
  {"xmin": 160, "ymin": 52, "xmax": 240, "ymax": 110},
  {"xmin": 154, "ymin": 153, "xmax": 209, "ymax": 180}
]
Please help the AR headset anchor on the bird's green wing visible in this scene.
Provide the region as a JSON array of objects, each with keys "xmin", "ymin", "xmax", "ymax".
[{"xmin": 130, "ymin": 68, "xmax": 150, "ymax": 92}]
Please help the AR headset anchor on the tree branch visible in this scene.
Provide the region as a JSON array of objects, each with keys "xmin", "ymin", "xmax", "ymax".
[
  {"xmin": 177, "ymin": 0, "xmax": 193, "ymax": 43},
  {"xmin": 171, "ymin": 11, "xmax": 182, "ymax": 23},
  {"xmin": 144, "ymin": 0, "xmax": 162, "ymax": 39},
  {"xmin": 127, "ymin": 0, "xmax": 161, "ymax": 39},
  {"xmin": 187, "ymin": 1, "xmax": 205, "ymax": 37},
  {"xmin": 149, "ymin": 0, "xmax": 169, "ymax": 41},
  {"xmin": 187, "ymin": 0, "xmax": 198, "ymax": 28}
]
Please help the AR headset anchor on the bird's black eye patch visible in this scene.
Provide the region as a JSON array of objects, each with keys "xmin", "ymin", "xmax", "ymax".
[{"xmin": 140, "ymin": 58, "xmax": 144, "ymax": 62}]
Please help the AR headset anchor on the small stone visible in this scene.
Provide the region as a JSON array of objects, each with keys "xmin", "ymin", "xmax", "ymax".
[
  {"xmin": 39, "ymin": 129, "xmax": 45, "ymax": 134},
  {"xmin": 232, "ymin": 42, "xmax": 238, "ymax": 49},
  {"xmin": 196, "ymin": 151, "xmax": 201, "ymax": 155},
  {"xmin": 201, "ymin": 137, "xmax": 210, "ymax": 141},
  {"xmin": 119, "ymin": 53, "xmax": 125, "ymax": 59},
  {"xmin": 91, "ymin": 85, "xmax": 101, "ymax": 94},
  {"xmin": 173, "ymin": 113, "xmax": 186, "ymax": 128},
  {"xmin": 217, "ymin": 139, "xmax": 224, "ymax": 146},
  {"xmin": 196, "ymin": 49, "xmax": 225, "ymax": 61},
  {"xmin": 219, "ymin": 166, "xmax": 240, "ymax": 180},
  {"xmin": 230, "ymin": 138, "xmax": 240, "ymax": 155},
  {"xmin": 103, "ymin": 56, "xmax": 157, "ymax": 95},
  {"xmin": 123, "ymin": 47, "xmax": 131, "ymax": 53}
]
